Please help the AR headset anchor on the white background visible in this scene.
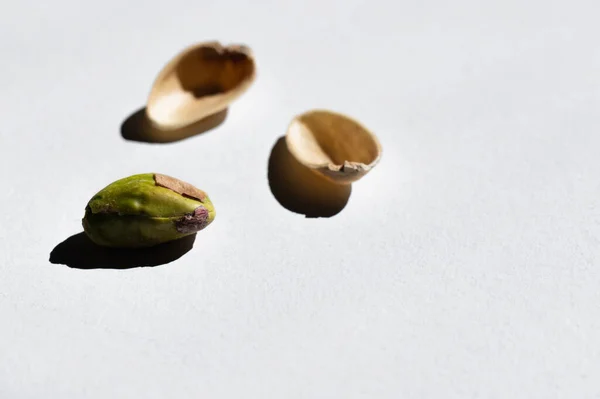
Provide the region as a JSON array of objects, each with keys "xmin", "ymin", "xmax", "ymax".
[{"xmin": 1, "ymin": 0, "xmax": 599, "ymax": 397}]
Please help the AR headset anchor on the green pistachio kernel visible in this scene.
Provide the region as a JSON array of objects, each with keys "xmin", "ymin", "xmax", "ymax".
[{"xmin": 82, "ymin": 173, "xmax": 215, "ymax": 248}]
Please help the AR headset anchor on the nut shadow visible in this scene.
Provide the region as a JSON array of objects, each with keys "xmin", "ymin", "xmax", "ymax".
[
  {"xmin": 49, "ymin": 232, "xmax": 196, "ymax": 269},
  {"xmin": 268, "ymin": 137, "xmax": 351, "ymax": 218},
  {"xmin": 121, "ymin": 107, "xmax": 228, "ymax": 144}
]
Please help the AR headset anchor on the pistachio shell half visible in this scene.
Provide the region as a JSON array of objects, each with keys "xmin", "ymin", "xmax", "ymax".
[
  {"xmin": 146, "ymin": 41, "xmax": 256, "ymax": 130},
  {"xmin": 285, "ymin": 110, "xmax": 382, "ymax": 184}
]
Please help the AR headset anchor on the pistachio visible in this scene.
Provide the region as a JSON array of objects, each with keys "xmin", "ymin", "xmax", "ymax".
[
  {"xmin": 146, "ymin": 41, "xmax": 256, "ymax": 130},
  {"xmin": 82, "ymin": 173, "xmax": 215, "ymax": 248},
  {"xmin": 285, "ymin": 109, "xmax": 382, "ymax": 184}
]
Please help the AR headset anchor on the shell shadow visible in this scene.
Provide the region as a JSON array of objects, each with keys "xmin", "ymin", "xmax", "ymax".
[
  {"xmin": 268, "ymin": 137, "xmax": 352, "ymax": 218},
  {"xmin": 121, "ymin": 107, "xmax": 228, "ymax": 144},
  {"xmin": 49, "ymin": 232, "xmax": 196, "ymax": 269}
]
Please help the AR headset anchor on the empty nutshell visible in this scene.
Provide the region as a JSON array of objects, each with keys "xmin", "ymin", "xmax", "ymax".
[
  {"xmin": 146, "ymin": 41, "xmax": 256, "ymax": 130},
  {"xmin": 82, "ymin": 173, "xmax": 216, "ymax": 248},
  {"xmin": 285, "ymin": 110, "xmax": 382, "ymax": 184}
]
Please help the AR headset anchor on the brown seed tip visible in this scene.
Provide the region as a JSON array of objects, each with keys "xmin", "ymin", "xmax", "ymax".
[{"xmin": 175, "ymin": 207, "xmax": 210, "ymax": 234}]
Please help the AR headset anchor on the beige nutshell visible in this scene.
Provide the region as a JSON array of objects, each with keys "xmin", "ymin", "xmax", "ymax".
[
  {"xmin": 146, "ymin": 41, "xmax": 256, "ymax": 130},
  {"xmin": 285, "ymin": 110, "xmax": 382, "ymax": 184}
]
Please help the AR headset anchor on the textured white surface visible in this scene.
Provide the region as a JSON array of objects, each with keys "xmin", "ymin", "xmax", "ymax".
[{"xmin": 1, "ymin": 0, "xmax": 599, "ymax": 398}]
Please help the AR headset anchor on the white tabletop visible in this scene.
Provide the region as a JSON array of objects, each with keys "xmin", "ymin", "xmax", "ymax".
[{"xmin": 1, "ymin": 0, "xmax": 599, "ymax": 397}]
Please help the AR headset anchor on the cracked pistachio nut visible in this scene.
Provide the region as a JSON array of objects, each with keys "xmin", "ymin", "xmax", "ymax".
[{"xmin": 82, "ymin": 173, "xmax": 215, "ymax": 248}]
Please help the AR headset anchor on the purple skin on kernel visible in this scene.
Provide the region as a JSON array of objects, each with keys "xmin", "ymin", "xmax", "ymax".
[{"xmin": 176, "ymin": 207, "xmax": 209, "ymax": 234}]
